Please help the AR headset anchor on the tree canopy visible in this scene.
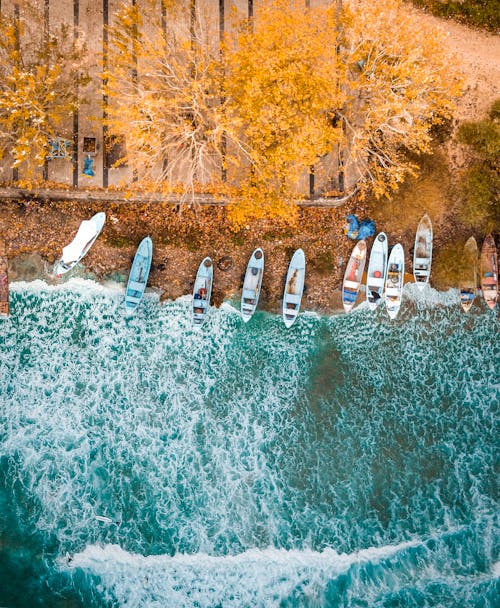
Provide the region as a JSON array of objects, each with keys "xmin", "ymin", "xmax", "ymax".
[{"xmin": 0, "ymin": 1, "xmax": 89, "ymax": 178}]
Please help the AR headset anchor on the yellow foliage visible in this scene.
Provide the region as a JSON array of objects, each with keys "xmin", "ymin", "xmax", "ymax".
[{"xmin": 0, "ymin": 2, "xmax": 89, "ymax": 176}]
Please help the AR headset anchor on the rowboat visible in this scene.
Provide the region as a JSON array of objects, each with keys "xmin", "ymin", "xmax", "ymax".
[
  {"xmin": 125, "ymin": 237, "xmax": 153, "ymax": 312},
  {"xmin": 342, "ymin": 240, "xmax": 367, "ymax": 313},
  {"xmin": 54, "ymin": 212, "xmax": 106, "ymax": 276},
  {"xmin": 241, "ymin": 248, "xmax": 264, "ymax": 322},
  {"xmin": 480, "ymin": 234, "xmax": 498, "ymax": 310},
  {"xmin": 282, "ymin": 249, "xmax": 306, "ymax": 328},
  {"xmin": 459, "ymin": 236, "xmax": 478, "ymax": 312},
  {"xmin": 385, "ymin": 244, "xmax": 405, "ymax": 319},
  {"xmin": 413, "ymin": 214, "xmax": 433, "ymax": 289},
  {"xmin": 0, "ymin": 241, "xmax": 8, "ymax": 318},
  {"xmin": 366, "ymin": 233, "xmax": 388, "ymax": 310},
  {"xmin": 192, "ymin": 257, "xmax": 213, "ymax": 327}
]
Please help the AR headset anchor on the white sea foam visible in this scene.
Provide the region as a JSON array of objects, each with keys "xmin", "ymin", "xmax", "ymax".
[
  {"xmin": 63, "ymin": 540, "xmax": 419, "ymax": 607},
  {"xmin": 1, "ymin": 282, "xmax": 498, "ymax": 607}
]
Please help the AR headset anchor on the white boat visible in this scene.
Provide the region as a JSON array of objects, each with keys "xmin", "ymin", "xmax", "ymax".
[
  {"xmin": 55, "ymin": 212, "xmax": 106, "ymax": 276},
  {"xmin": 282, "ymin": 249, "xmax": 305, "ymax": 328},
  {"xmin": 125, "ymin": 237, "xmax": 153, "ymax": 312},
  {"xmin": 192, "ymin": 257, "xmax": 213, "ymax": 327},
  {"xmin": 385, "ymin": 244, "xmax": 405, "ymax": 319},
  {"xmin": 342, "ymin": 240, "xmax": 367, "ymax": 313},
  {"xmin": 459, "ymin": 236, "xmax": 478, "ymax": 312},
  {"xmin": 241, "ymin": 248, "xmax": 264, "ymax": 322},
  {"xmin": 413, "ymin": 214, "xmax": 433, "ymax": 289},
  {"xmin": 366, "ymin": 233, "xmax": 388, "ymax": 310}
]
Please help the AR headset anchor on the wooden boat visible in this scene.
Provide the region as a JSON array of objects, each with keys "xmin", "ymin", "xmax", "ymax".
[
  {"xmin": 241, "ymin": 248, "xmax": 264, "ymax": 322},
  {"xmin": 55, "ymin": 212, "xmax": 106, "ymax": 276},
  {"xmin": 342, "ymin": 240, "xmax": 367, "ymax": 313},
  {"xmin": 480, "ymin": 234, "xmax": 498, "ymax": 310},
  {"xmin": 413, "ymin": 214, "xmax": 433, "ymax": 289},
  {"xmin": 366, "ymin": 233, "xmax": 388, "ymax": 310},
  {"xmin": 459, "ymin": 236, "xmax": 478, "ymax": 312},
  {"xmin": 0, "ymin": 241, "xmax": 9, "ymax": 318},
  {"xmin": 385, "ymin": 244, "xmax": 405, "ymax": 320},
  {"xmin": 282, "ymin": 249, "xmax": 306, "ymax": 328},
  {"xmin": 192, "ymin": 257, "xmax": 213, "ymax": 327},
  {"xmin": 125, "ymin": 237, "xmax": 153, "ymax": 312}
]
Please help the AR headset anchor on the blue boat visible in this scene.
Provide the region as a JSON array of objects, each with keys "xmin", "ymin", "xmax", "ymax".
[{"xmin": 125, "ymin": 237, "xmax": 153, "ymax": 312}]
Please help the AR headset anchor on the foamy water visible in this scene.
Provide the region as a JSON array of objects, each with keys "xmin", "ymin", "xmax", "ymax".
[{"xmin": 0, "ymin": 280, "xmax": 498, "ymax": 607}]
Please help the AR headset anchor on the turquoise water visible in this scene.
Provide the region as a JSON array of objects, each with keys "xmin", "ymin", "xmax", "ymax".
[{"xmin": 0, "ymin": 279, "xmax": 498, "ymax": 607}]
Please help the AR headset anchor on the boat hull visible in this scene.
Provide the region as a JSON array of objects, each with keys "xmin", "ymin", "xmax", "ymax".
[
  {"xmin": 0, "ymin": 245, "xmax": 9, "ymax": 318},
  {"xmin": 366, "ymin": 233, "xmax": 388, "ymax": 311},
  {"xmin": 241, "ymin": 248, "xmax": 264, "ymax": 322},
  {"xmin": 125, "ymin": 237, "xmax": 153, "ymax": 312},
  {"xmin": 282, "ymin": 249, "xmax": 306, "ymax": 328},
  {"xmin": 192, "ymin": 257, "xmax": 213, "ymax": 327},
  {"xmin": 385, "ymin": 244, "xmax": 405, "ymax": 320},
  {"xmin": 459, "ymin": 237, "xmax": 478, "ymax": 313},
  {"xmin": 55, "ymin": 212, "xmax": 106, "ymax": 276},
  {"xmin": 480, "ymin": 234, "xmax": 498, "ymax": 310},
  {"xmin": 343, "ymin": 240, "xmax": 367, "ymax": 313},
  {"xmin": 413, "ymin": 214, "xmax": 433, "ymax": 290}
]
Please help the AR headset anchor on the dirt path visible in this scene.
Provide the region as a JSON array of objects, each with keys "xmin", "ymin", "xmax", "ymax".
[{"xmin": 419, "ymin": 11, "xmax": 500, "ymax": 120}]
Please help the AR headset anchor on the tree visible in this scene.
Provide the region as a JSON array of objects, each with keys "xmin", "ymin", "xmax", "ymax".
[
  {"xmin": 103, "ymin": 0, "xmax": 246, "ymax": 197},
  {"xmin": 223, "ymin": 0, "xmax": 344, "ymax": 226},
  {"xmin": 0, "ymin": 1, "xmax": 89, "ymax": 179},
  {"xmin": 103, "ymin": 0, "xmax": 461, "ymax": 226},
  {"xmin": 335, "ymin": 0, "xmax": 463, "ymax": 199},
  {"xmin": 221, "ymin": 0, "xmax": 462, "ymax": 224}
]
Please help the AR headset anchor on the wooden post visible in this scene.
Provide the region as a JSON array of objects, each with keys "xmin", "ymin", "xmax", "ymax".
[
  {"xmin": 42, "ymin": 0, "xmax": 49, "ymax": 182},
  {"xmin": 102, "ymin": 0, "xmax": 108, "ymax": 187},
  {"xmin": 220, "ymin": 0, "xmax": 226, "ymax": 182},
  {"xmin": 12, "ymin": 4, "xmax": 20, "ymax": 182},
  {"xmin": 72, "ymin": 0, "xmax": 79, "ymax": 187},
  {"xmin": 131, "ymin": 0, "xmax": 138, "ymax": 182}
]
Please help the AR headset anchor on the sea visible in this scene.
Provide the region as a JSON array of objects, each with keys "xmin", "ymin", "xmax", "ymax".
[{"xmin": 0, "ymin": 277, "xmax": 498, "ymax": 607}]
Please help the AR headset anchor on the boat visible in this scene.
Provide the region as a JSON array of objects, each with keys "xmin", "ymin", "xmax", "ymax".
[
  {"xmin": 413, "ymin": 214, "xmax": 433, "ymax": 289},
  {"xmin": 366, "ymin": 233, "xmax": 388, "ymax": 310},
  {"xmin": 192, "ymin": 257, "xmax": 213, "ymax": 327},
  {"xmin": 385, "ymin": 244, "xmax": 405, "ymax": 319},
  {"xmin": 241, "ymin": 248, "xmax": 264, "ymax": 322},
  {"xmin": 480, "ymin": 234, "xmax": 498, "ymax": 310},
  {"xmin": 125, "ymin": 237, "xmax": 153, "ymax": 312},
  {"xmin": 282, "ymin": 249, "xmax": 306, "ymax": 328},
  {"xmin": 342, "ymin": 240, "xmax": 367, "ymax": 313},
  {"xmin": 459, "ymin": 236, "xmax": 478, "ymax": 312},
  {"xmin": 54, "ymin": 212, "xmax": 106, "ymax": 276},
  {"xmin": 0, "ymin": 241, "xmax": 9, "ymax": 318}
]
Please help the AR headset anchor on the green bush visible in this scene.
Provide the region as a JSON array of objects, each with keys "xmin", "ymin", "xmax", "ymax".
[
  {"xmin": 432, "ymin": 240, "xmax": 468, "ymax": 290},
  {"xmin": 457, "ymin": 120, "xmax": 500, "ymax": 161},
  {"xmin": 489, "ymin": 99, "xmax": 500, "ymax": 121},
  {"xmin": 408, "ymin": 1, "xmax": 500, "ymax": 31},
  {"xmin": 459, "ymin": 165, "xmax": 500, "ymax": 231}
]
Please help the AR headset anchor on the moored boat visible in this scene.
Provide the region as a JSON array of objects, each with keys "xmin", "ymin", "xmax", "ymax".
[
  {"xmin": 54, "ymin": 212, "xmax": 106, "ymax": 276},
  {"xmin": 192, "ymin": 257, "xmax": 213, "ymax": 327},
  {"xmin": 342, "ymin": 240, "xmax": 367, "ymax": 313},
  {"xmin": 241, "ymin": 248, "xmax": 264, "ymax": 322},
  {"xmin": 125, "ymin": 237, "xmax": 153, "ymax": 312},
  {"xmin": 459, "ymin": 236, "xmax": 478, "ymax": 312},
  {"xmin": 366, "ymin": 233, "xmax": 388, "ymax": 310},
  {"xmin": 385, "ymin": 244, "xmax": 405, "ymax": 320},
  {"xmin": 480, "ymin": 234, "xmax": 498, "ymax": 310},
  {"xmin": 282, "ymin": 249, "xmax": 306, "ymax": 328},
  {"xmin": 0, "ymin": 241, "xmax": 9, "ymax": 318},
  {"xmin": 413, "ymin": 214, "xmax": 433, "ymax": 289}
]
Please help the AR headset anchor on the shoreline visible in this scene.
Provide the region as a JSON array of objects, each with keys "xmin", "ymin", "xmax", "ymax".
[
  {"xmin": 6, "ymin": 253, "xmax": 466, "ymax": 317},
  {"xmin": 0, "ymin": 200, "xmax": 441, "ymax": 316}
]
